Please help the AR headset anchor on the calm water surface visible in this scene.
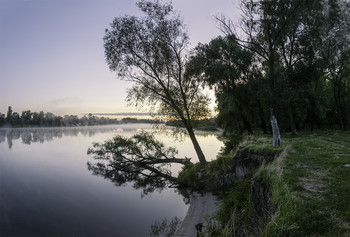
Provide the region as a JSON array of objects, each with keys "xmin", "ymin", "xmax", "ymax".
[{"xmin": 0, "ymin": 124, "xmax": 223, "ymax": 237}]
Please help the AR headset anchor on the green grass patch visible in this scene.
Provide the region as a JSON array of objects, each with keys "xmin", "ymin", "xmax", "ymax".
[
  {"xmin": 237, "ymin": 136, "xmax": 285, "ymax": 155},
  {"xmin": 217, "ymin": 180, "xmax": 257, "ymax": 236},
  {"xmin": 260, "ymin": 132, "xmax": 350, "ymax": 236},
  {"xmin": 211, "ymin": 131, "xmax": 350, "ymax": 236}
]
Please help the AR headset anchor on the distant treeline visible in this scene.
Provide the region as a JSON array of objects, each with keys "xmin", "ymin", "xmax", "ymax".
[
  {"xmin": 165, "ymin": 118, "xmax": 218, "ymax": 132},
  {"xmin": 0, "ymin": 106, "xmax": 158, "ymax": 127}
]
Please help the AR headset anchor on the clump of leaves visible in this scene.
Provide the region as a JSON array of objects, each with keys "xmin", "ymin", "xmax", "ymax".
[{"xmin": 177, "ymin": 162, "xmax": 203, "ymax": 190}]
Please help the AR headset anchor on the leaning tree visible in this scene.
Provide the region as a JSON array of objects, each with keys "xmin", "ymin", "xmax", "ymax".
[{"xmin": 103, "ymin": 0, "xmax": 210, "ymax": 164}]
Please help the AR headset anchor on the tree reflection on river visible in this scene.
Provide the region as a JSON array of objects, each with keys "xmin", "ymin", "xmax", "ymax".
[
  {"xmin": 0, "ymin": 124, "xmax": 223, "ymax": 237},
  {"xmin": 0, "ymin": 124, "xmax": 156, "ymax": 148}
]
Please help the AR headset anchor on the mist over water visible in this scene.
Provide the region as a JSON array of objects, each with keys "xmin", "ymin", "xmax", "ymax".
[{"xmin": 0, "ymin": 124, "xmax": 223, "ymax": 236}]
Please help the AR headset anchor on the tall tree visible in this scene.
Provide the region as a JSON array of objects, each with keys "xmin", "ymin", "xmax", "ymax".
[
  {"xmin": 318, "ymin": 0, "xmax": 350, "ymax": 130},
  {"xmin": 186, "ymin": 36, "xmax": 265, "ymax": 135},
  {"xmin": 0, "ymin": 113, "xmax": 5, "ymax": 127},
  {"xmin": 6, "ymin": 106, "xmax": 13, "ymax": 125},
  {"xmin": 216, "ymin": 0, "xmax": 314, "ymax": 145},
  {"xmin": 103, "ymin": 0, "xmax": 210, "ymax": 164},
  {"xmin": 277, "ymin": 1, "xmax": 323, "ymax": 134},
  {"xmin": 21, "ymin": 110, "xmax": 33, "ymax": 126}
]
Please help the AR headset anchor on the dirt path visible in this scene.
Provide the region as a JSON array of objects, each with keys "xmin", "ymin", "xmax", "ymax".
[{"xmin": 172, "ymin": 192, "xmax": 219, "ymax": 237}]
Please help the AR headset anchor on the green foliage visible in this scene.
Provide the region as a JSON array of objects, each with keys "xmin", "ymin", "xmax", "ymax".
[
  {"xmin": 187, "ymin": 35, "xmax": 266, "ymax": 135},
  {"xmin": 177, "ymin": 163, "xmax": 203, "ymax": 190},
  {"xmin": 219, "ymin": 132, "xmax": 245, "ymax": 155},
  {"xmin": 217, "ymin": 180, "xmax": 254, "ymax": 226},
  {"xmin": 177, "ymin": 152, "xmax": 238, "ymax": 195},
  {"xmin": 165, "ymin": 118, "xmax": 218, "ymax": 132},
  {"xmin": 188, "ymin": 0, "xmax": 350, "ymax": 136}
]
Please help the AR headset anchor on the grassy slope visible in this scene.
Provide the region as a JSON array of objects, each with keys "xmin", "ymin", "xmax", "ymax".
[
  {"xmin": 179, "ymin": 132, "xmax": 350, "ymax": 236},
  {"xmin": 257, "ymin": 132, "xmax": 350, "ymax": 236}
]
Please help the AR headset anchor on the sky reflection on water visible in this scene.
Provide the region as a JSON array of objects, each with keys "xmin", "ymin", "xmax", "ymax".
[{"xmin": 0, "ymin": 124, "xmax": 223, "ymax": 236}]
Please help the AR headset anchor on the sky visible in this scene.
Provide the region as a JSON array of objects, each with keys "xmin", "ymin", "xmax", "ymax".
[{"xmin": 0, "ymin": 0, "xmax": 240, "ymax": 116}]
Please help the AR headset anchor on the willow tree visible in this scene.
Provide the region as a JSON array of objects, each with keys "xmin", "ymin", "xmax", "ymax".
[{"xmin": 103, "ymin": 0, "xmax": 209, "ymax": 164}]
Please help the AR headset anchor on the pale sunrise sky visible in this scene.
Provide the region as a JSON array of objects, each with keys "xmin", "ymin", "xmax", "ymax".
[{"xmin": 0, "ymin": 0, "xmax": 240, "ymax": 116}]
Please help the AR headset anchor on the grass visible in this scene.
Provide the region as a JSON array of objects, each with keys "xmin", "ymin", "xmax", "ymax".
[
  {"xmin": 257, "ymin": 131, "xmax": 350, "ymax": 236},
  {"xmin": 238, "ymin": 136, "xmax": 284, "ymax": 154},
  {"xmin": 205, "ymin": 131, "xmax": 350, "ymax": 236},
  {"xmin": 177, "ymin": 131, "xmax": 350, "ymax": 236},
  {"xmin": 277, "ymin": 132, "xmax": 349, "ymax": 236}
]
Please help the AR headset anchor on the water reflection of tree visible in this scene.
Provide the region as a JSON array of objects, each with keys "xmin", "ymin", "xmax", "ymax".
[
  {"xmin": 0, "ymin": 126, "xmax": 218, "ymax": 150},
  {"xmin": 0, "ymin": 126, "xmax": 148, "ymax": 149},
  {"xmin": 0, "ymin": 130, "xmax": 5, "ymax": 144},
  {"xmin": 87, "ymin": 132, "xmax": 192, "ymax": 196}
]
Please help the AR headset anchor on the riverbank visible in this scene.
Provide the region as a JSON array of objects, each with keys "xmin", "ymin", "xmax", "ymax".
[
  {"xmin": 175, "ymin": 131, "xmax": 350, "ymax": 236},
  {"xmin": 173, "ymin": 192, "xmax": 219, "ymax": 237}
]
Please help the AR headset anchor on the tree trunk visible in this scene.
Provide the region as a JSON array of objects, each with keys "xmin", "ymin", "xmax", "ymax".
[
  {"xmin": 289, "ymin": 108, "xmax": 297, "ymax": 135},
  {"xmin": 333, "ymin": 78, "xmax": 347, "ymax": 131},
  {"xmin": 241, "ymin": 114, "xmax": 254, "ymax": 135},
  {"xmin": 269, "ymin": 49, "xmax": 281, "ymax": 146},
  {"xmin": 186, "ymin": 125, "xmax": 207, "ymax": 164},
  {"xmin": 236, "ymin": 101, "xmax": 253, "ymax": 135},
  {"xmin": 271, "ymin": 113, "xmax": 281, "ymax": 146},
  {"xmin": 257, "ymin": 99, "xmax": 268, "ymax": 134}
]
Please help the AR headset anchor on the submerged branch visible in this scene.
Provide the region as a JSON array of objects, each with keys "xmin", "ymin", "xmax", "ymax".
[{"xmin": 87, "ymin": 131, "xmax": 192, "ymax": 195}]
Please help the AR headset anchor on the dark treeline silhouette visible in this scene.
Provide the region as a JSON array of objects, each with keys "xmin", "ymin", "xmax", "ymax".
[
  {"xmin": 187, "ymin": 0, "xmax": 350, "ymax": 137},
  {"xmin": 0, "ymin": 106, "xmax": 157, "ymax": 128}
]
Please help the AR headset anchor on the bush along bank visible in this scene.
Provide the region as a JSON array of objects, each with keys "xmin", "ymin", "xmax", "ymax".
[{"xmin": 178, "ymin": 132, "xmax": 350, "ymax": 236}]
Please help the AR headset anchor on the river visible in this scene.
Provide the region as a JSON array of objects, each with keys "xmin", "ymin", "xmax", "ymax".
[{"xmin": 0, "ymin": 124, "xmax": 223, "ymax": 237}]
